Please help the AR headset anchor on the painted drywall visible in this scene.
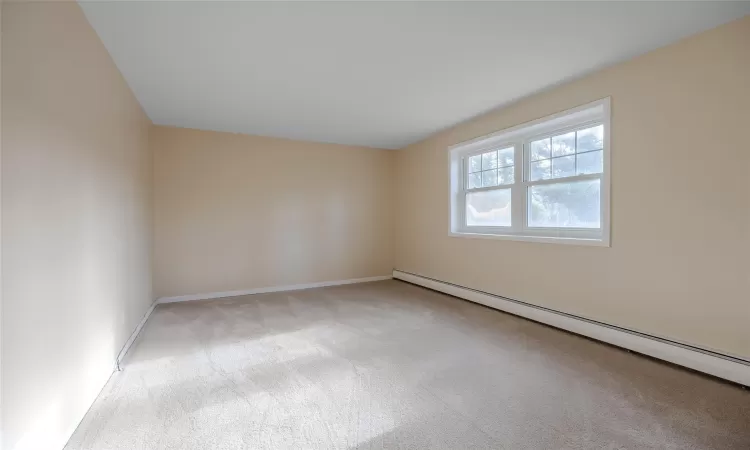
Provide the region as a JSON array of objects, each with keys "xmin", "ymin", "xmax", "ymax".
[
  {"xmin": 395, "ymin": 16, "xmax": 750, "ymax": 360},
  {"xmin": 152, "ymin": 126, "xmax": 395, "ymax": 299},
  {"xmin": 1, "ymin": 3, "xmax": 153, "ymax": 449}
]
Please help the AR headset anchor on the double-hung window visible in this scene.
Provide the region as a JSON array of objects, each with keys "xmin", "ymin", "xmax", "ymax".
[{"xmin": 449, "ymin": 98, "xmax": 610, "ymax": 246}]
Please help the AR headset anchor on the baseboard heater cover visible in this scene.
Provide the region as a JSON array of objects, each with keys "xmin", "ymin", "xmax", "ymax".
[{"xmin": 392, "ymin": 269, "xmax": 749, "ymax": 387}]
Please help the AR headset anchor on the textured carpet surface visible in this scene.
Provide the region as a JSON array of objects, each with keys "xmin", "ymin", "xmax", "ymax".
[{"xmin": 66, "ymin": 280, "xmax": 750, "ymax": 449}]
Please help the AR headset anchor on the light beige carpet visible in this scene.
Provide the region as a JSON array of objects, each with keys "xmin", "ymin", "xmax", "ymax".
[{"xmin": 66, "ymin": 280, "xmax": 750, "ymax": 449}]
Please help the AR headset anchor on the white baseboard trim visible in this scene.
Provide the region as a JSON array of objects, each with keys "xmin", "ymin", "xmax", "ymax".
[
  {"xmin": 393, "ymin": 269, "xmax": 750, "ymax": 387},
  {"xmin": 115, "ymin": 299, "xmax": 159, "ymax": 369},
  {"xmin": 157, "ymin": 275, "xmax": 393, "ymax": 304}
]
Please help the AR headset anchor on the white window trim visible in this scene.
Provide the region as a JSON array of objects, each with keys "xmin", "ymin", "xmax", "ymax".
[{"xmin": 449, "ymin": 98, "xmax": 611, "ymax": 247}]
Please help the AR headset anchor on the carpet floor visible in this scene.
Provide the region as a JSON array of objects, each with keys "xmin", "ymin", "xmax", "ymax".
[{"xmin": 66, "ymin": 280, "xmax": 750, "ymax": 449}]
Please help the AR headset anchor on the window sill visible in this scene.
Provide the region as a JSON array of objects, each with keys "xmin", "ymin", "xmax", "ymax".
[{"xmin": 448, "ymin": 231, "xmax": 610, "ymax": 247}]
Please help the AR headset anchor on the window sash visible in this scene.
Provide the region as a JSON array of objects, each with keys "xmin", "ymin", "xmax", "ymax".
[
  {"xmin": 464, "ymin": 144, "xmax": 518, "ymax": 191},
  {"xmin": 523, "ymin": 175, "xmax": 603, "ymax": 231},
  {"xmin": 522, "ymin": 120, "xmax": 603, "ymax": 184}
]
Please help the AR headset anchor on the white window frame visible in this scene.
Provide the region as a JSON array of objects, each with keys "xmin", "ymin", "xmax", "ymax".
[{"xmin": 449, "ymin": 98, "xmax": 611, "ymax": 246}]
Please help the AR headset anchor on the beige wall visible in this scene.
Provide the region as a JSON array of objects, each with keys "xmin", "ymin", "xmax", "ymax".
[
  {"xmin": 395, "ymin": 16, "xmax": 750, "ymax": 359},
  {"xmin": 152, "ymin": 126, "xmax": 394, "ymax": 299},
  {"xmin": 1, "ymin": 3, "xmax": 153, "ymax": 449}
]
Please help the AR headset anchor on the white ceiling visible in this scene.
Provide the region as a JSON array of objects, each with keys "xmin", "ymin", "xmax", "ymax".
[{"xmin": 80, "ymin": 1, "xmax": 750, "ymax": 149}]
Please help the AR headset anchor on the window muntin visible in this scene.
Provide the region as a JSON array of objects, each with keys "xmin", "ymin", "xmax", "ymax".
[
  {"xmin": 528, "ymin": 125, "xmax": 603, "ymax": 181},
  {"xmin": 450, "ymin": 99, "xmax": 609, "ymax": 245},
  {"xmin": 467, "ymin": 147, "xmax": 515, "ymax": 189}
]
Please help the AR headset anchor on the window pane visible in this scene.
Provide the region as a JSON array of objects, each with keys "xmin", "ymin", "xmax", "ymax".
[
  {"xmin": 551, "ymin": 132, "xmax": 575, "ymax": 157},
  {"xmin": 468, "ymin": 172, "xmax": 482, "ymax": 189},
  {"xmin": 528, "ymin": 179, "xmax": 600, "ymax": 228},
  {"xmin": 529, "ymin": 138, "xmax": 550, "ymax": 161},
  {"xmin": 498, "ymin": 167, "xmax": 514, "ymax": 185},
  {"xmin": 482, "ymin": 169, "xmax": 498, "ymax": 187},
  {"xmin": 577, "ymin": 150, "xmax": 603, "ymax": 175},
  {"xmin": 552, "ymin": 155, "xmax": 575, "ymax": 179},
  {"xmin": 469, "ymin": 155, "xmax": 482, "ymax": 173},
  {"xmin": 466, "ymin": 189, "xmax": 512, "ymax": 227},
  {"xmin": 529, "ymin": 159, "xmax": 551, "ymax": 181},
  {"xmin": 498, "ymin": 147, "xmax": 514, "ymax": 166},
  {"xmin": 482, "ymin": 151, "xmax": 498, "ymax": 170},
  {"xmin": 577, "ymin": 125, "xmax": 603, "ymax": 152}
]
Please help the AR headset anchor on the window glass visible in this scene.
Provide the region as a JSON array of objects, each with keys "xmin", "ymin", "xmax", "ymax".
[
  {"xmin": 577, "ymin": 125, "xmax": 603, "ymax": 153},
  {"xmin": 576, "ymin": 150, "xmax": 603, "ymax": 175},
  {"xmin": 529, "ymin": 159, "xmax": 551, "ymax": 181},
  {"xmin": 466, "ymin": 189, "xmax": 512, "ymax": 227},
  {"xmin": 482, "ymin": 169, "xmax": 498, "ymax": 187},
  {"xmin": 469, "ymin": 155, "xmax": 482, "ymax": 173},
  {"xmin": 497, "ymin": 147, "xmax": 514, "ymax": 166},
  {"xmin": 552, "ymin": 155, "xmax": 575, "ymax": 178},
  {"xmin": 482, "ymin": 151, "xmax": 498, "ymax": 170},
  {"xmin": 551, "ymin": 132, "xmax": 575, "ymax": 157},
  {"xmin": 530, "ymin": 138, "xmax": 550, "ymax": 161},
  {"xmin": 467, "ymin": 172, "xmax": 482, "ymax": 189},
  {"xmin": 498, "ymin": 167, "xmax": 514, "ymax": 185},
  {"xmin": 528, "ymin": 179, "xmax": 601, "ymax": 228}
]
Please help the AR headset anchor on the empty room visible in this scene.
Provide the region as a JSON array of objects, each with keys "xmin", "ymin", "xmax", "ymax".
[{"xmin": 2, "ymin": 1, "xmax": 750, "ymax": 449}]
